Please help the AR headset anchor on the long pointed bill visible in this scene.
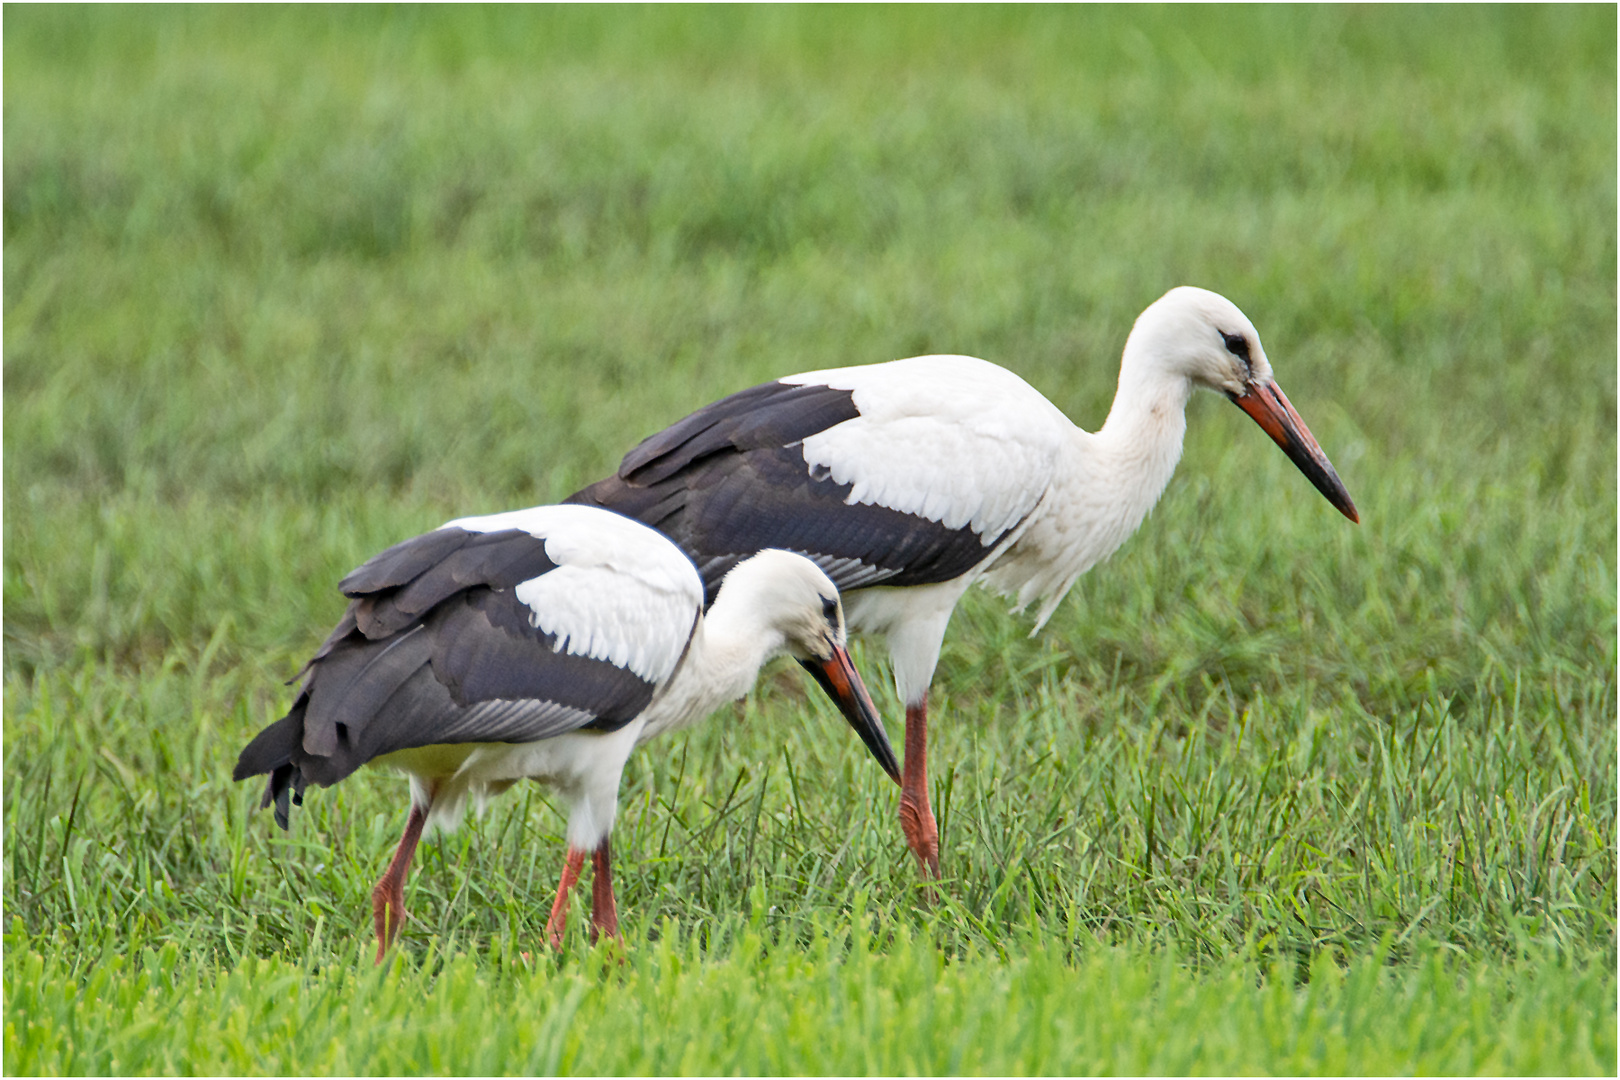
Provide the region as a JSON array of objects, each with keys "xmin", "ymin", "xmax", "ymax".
[
  {"xmin": 1229, "ymin": 380, "xmax": 1360, "ymax": 523},
  {"xmin": 798, "ymin": 647, "xmax": 902, "ymax": 785}
]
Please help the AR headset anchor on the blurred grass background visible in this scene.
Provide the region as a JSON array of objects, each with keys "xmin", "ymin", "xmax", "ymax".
[{"xmin": 5, "ymin": 5, "xmax": 1615, "ymax": 1073}]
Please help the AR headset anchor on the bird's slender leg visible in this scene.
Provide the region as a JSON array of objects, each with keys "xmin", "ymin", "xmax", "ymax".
[
  {"xmin": 898, "ymin": 695, "xmax": 941, "ymax": 880},
  {"xmin": 545, "ymin": 847, "xmax": 586, "ymax": 950},
  {"xmin": 589, "ymin": 838, "xmax": 620, "ymax": 944},
  {"xmin": 372, "ymin": 803, "xmax": 428, "ymax": 964}
]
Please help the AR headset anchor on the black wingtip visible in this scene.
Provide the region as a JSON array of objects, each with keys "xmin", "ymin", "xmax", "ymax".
[
  {"xmin": 267, "ymin": 765, "xmax": 293, "ymax": 830},
  {"xmin": 236, "ymin": 708, "xmax": 308, "ymax": 828},
  {"xmin": 252, "ymin": 764, "xmax": 306, "ymax": 831},
  {"xmin": 234, "ymin": 710, "xmax": 299, "ymax": 779}
]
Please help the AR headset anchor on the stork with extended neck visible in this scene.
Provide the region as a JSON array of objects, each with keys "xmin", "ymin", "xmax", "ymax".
[
  {"xmin": 569, "ymin": 286, "xmax": 1358, "ymax": 879},
  {"xmin": 234, "ymin": 505, "xmax": 899, "ymax": 960}
]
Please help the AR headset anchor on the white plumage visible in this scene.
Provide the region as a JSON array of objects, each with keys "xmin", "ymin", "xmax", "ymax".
[
  {"xmin": 448, "ymin": 505, "xmax": 703, "ymax": 683},
  {"xmin": 787, "ymin": 355, "xmax": 1066, "ymax": 539}
]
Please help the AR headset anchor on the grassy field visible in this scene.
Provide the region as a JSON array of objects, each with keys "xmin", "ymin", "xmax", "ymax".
[{"xmin": 5, "ymin": 6, "xmax": 1615, "ymax": 1074}]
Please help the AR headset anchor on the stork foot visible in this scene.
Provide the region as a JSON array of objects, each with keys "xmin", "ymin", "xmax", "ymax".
[
  {"xmin": 371, "ymin": 803, "xmax": 427, "ymax": 964},
  {"xmin": 899, "ymin": 793, "xmax": 941, "ymax": 881},
  {"xmin": 372, "ymin": 881, "xmax": 408, "ymax": 965}
]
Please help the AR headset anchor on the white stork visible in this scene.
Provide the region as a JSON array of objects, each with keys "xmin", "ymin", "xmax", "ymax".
[
  {"xmin": 234, "ymin": 504, "xmax": 899, "ymax": 961},
  {"xmin": 569, "ymin": 286, "xmax": 1359, "ymax": 878}
]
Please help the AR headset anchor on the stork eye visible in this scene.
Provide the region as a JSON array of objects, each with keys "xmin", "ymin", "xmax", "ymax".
[
  {"xmin": 821, "ymin": 596, "xmax": 839, "ymax": 623},
  {"xmin": 1220, "ymin": 330, "xmax": 1251, "ymax": 364}
]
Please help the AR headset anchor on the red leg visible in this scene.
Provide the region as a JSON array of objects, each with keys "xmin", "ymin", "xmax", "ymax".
[
  {"xmin": 545, "ymin": 847, "xmax": 586, "ymax": 950},
  {"xmin": 589, "ymin": 839, "xmax": 620, "ymax": 944},
  {"xmin": 898, "ymin": 696, "xmax": 941, "ymax": 880},
  {"xmin": 372, "ymin": 804, "xmax": 428, "ymax": 965}
]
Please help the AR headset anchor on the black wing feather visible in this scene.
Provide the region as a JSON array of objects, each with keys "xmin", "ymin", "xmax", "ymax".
[
  {"xmin": 301, "ymin": 624, "xmax": 435, "ymax": 756},
  {"xmin": 430, "ymin": 590, "xmax": 654, "ymax": 723},
  {"xmin": 346, "ymin": 528, "xmax": 560, "ymax": 638},
  {"xmin": 620, "ymin": 381, "xmax": 861, "ymax": 485},
  {"xmin": 569, "ymin": 378, "xmax": 1000, "ymax": 602},
  {"xmin": 340, "ymin": 527, "xmax": 475, "ymax": 594}
]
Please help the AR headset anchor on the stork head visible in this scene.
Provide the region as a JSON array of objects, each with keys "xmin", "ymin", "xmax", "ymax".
[
  {"xmin": 717, "ymin": 550, "xmax": 901, "ymax": 783},
  {"xmin": 1126, "ymin": 286, "xmax": 1360, "ymax": 524}
]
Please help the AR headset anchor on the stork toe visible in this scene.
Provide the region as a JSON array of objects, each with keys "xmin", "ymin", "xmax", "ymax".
[
  {"xmin": 899, "ymin": 793, "xmax": 941, "ymax": 880},
  {"xmin": 371, "ymin": 881, "xmax": 407, "ymax": 964}
]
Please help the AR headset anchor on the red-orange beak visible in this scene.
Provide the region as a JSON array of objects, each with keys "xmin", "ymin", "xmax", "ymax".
[
  {"xmin": 798, "ymin": 646, "xmax": 901, "ymax": 785},
  {"xmin": 1228, "ymin": 380, "xmax": 1360, "ymax": 523}
]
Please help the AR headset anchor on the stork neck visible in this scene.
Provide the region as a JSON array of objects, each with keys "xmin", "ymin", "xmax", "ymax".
[
  {"xmin": 689, "ymin": 599, "xmax": 785, "ymax": 702},
  {"xmin": 1091, "ymin": 364, "xmax": 1192, "ymax": 521},
  {"xmin": 1069, "ymin": 361, "xmax": 1198, "ymax": 550},
  {"xmin": 642, "ymin": 597, "xmax": 785, "ymax": 742}
]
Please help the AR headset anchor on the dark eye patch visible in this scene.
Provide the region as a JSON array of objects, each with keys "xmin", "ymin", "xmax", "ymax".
[
  {"xmin": 821, "ymin": 595, "xmax": 840, "ymax": 623},
  {"xmin": 1221, "ymin": 330, "xmax": 1251, "ymax": 364}
]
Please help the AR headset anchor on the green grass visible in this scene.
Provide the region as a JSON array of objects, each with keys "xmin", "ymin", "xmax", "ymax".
[
  {"xmin": 5, "ymin": 6, "xmax": 1615, "ymax": 1075},
  {"xmin": 8, "ymin": 922, "xmax": 1612, "ymax": 1075}
]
